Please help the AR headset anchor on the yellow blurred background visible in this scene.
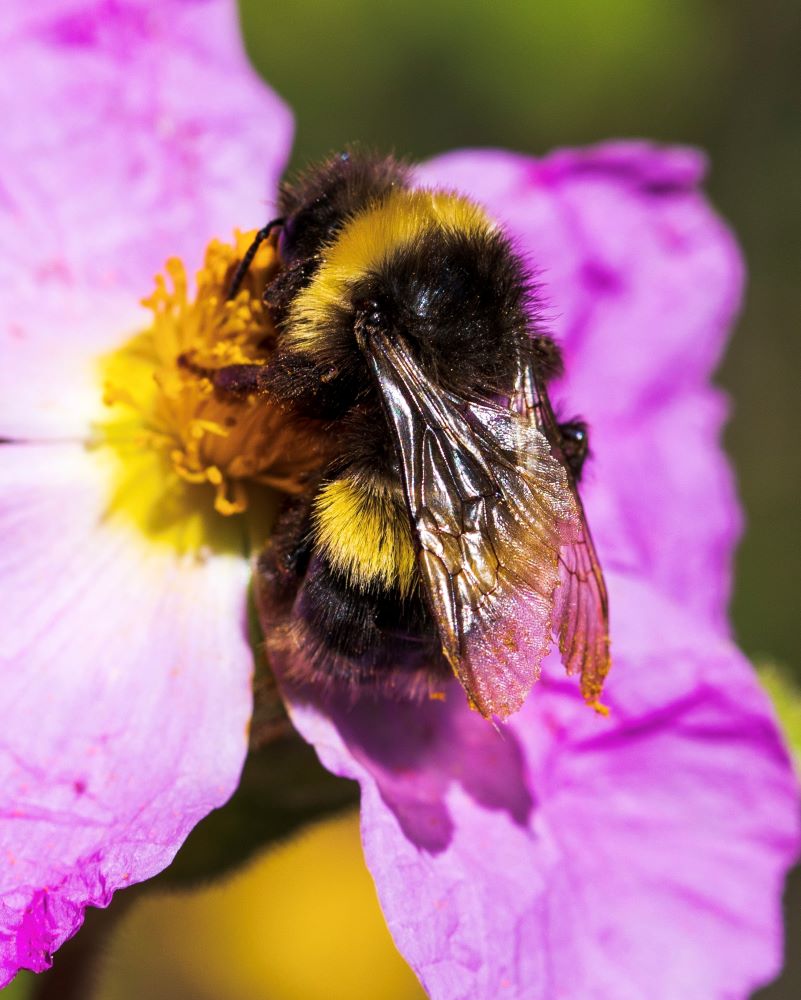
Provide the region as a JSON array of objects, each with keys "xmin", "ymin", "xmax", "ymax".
[{"xmin": 93, "ymin": 813, "xmax": 423, "ymax": 1000}]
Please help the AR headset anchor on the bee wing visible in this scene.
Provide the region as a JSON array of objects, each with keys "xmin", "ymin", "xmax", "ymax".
[
  {"xmin": 510, "ymin": 362, "xmax": 611, "ymax": 708},
  {"xmin": 365, "ymin": 331, "xmax": 584, "ymax": 719}
]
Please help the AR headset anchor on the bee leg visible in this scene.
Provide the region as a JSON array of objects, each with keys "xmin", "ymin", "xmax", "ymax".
[
  {"xmin": 211, "ymin": 364, "xmax": 272, "ymax": 398},
  {"xmin": 176, "ymin": 352, "xmax": 273, "ymax": 400},
  {"xmin": 558, "ymin": 419, "xmax": 590, "ymax": 480}
]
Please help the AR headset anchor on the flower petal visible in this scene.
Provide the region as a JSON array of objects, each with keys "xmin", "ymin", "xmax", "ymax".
[
  {"xmin": 286, "ymin": 571, "xmax": 800, "ymax": 1000},
  {"xmin": 418, "ymin": 143, "xmax": 743, "ymax": 624},
  {"xmin": 0, "ymin": 0, "xmax": 293, "ymax": 440},
  {"xmin": 583, "ymin": 387, "xmax": 741, "ymax": 632},
  {"xmin": 0, "ymin": 443, "xmax": 254, "ymax": 985}
]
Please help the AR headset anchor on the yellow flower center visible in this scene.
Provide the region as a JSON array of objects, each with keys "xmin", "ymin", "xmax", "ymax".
[{"xmin": 96, "ymin": 231, "xmax": 323, "ymax": 553}]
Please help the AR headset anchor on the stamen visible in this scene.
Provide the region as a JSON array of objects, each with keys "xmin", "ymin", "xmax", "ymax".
[{"xmin": 96, "ymin": 231, "xmax": 325, "ymax": 550}]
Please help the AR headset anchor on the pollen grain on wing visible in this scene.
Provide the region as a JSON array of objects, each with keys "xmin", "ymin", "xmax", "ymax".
[{"xmin": 95, "ymin": 231, "xmax": 324, "ymax": 552}]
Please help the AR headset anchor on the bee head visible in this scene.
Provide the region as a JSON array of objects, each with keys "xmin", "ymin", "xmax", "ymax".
[{"xmin": 277, "ymin": 148, "xmax": 409, "ymax": 268}]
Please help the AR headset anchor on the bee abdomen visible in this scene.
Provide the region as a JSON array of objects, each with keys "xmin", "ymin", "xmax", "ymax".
[{"xmin": 256, "ymin": 490, "xmax": 447, "ymax": 695}]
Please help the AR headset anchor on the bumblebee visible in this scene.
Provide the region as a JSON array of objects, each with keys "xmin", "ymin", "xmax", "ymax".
[{"xmin": 225, "ymin": 150, "xmax": 609, "ymax": 720}]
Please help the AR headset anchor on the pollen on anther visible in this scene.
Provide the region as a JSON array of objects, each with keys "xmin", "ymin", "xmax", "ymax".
[{"xmin": 96, "ymin": 231, "xmax": 327, "ymax": 549}]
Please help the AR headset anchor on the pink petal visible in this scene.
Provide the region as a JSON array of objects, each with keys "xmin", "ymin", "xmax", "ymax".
[
  {"xmin": 586, "ymin": 388, "xmax": 741, "ymax": 632},
  {"xmin": 286, "ymin": 570, "xmax": 800, "ymax": 1000},
  {"xmin": 418, "ymin": 142, "xmax": 743, "ymax": 625},
  {"xmin": 0, "ymin": 444, "xmax": 254, "ymax": 985},
  {"xmin": 0, "ymin": 0, "xmax": 292, "ymax": 440}
]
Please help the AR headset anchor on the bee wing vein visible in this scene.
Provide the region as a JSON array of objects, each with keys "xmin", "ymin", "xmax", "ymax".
[{"xmin": 367, "ymin": 331, "xmax": 591, "ymax": 718}]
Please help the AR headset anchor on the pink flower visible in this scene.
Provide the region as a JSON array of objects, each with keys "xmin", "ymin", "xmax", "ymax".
[{"xmin": 0, "ymin": 2, "xmax": 797, "ymax": 997}]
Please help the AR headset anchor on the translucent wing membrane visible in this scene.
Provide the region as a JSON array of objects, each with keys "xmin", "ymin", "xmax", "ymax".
[
  {"xmin": 554, "ymin": 536, "xmax": 610, "ymax": 704},
  {"xmin": 511, "ymin": 364, "xmax": 611, "ymax": 707},
  {"xmin": 365, "ymin": 332, "xmax": 585, "ymax": 718}
]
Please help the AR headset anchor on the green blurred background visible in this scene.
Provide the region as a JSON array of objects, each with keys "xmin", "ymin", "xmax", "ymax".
[{"xmin": 11, "ymin": 1, "xmax": 800, "ymax": 997}]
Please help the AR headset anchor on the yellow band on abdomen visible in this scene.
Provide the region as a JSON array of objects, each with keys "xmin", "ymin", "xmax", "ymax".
[{"xmin": 312, "ymin": 476, "xmax": 417, "ymax": 596}]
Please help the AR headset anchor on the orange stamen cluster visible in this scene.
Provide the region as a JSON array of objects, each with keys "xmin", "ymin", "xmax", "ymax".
[{"xmin": 98, "ymin": 232, "xmax": 322, "ymax": 533}]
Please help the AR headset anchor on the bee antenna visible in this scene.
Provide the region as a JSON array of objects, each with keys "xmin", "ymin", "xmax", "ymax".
[{"xmin": 226, "ymin": 217, "xmax": 285, "ymax": 300}]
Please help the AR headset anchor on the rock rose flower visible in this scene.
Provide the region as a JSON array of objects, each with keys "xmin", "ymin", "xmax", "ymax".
[{"xmin": 1, "ymin": 1, "xmax": 798, "ymax": 997}]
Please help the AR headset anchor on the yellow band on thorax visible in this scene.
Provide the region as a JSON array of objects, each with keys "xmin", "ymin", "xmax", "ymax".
[{"xmin": 286, "ymin": 188, "xmax": 496, "ymax": 354}]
